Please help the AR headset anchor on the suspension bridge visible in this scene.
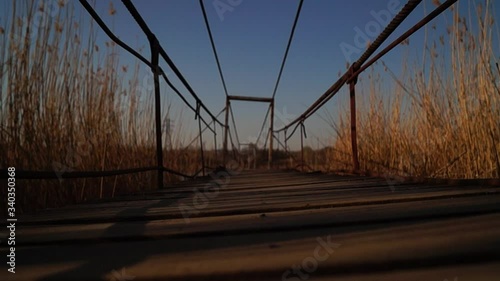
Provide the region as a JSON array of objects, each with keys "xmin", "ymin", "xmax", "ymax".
[{"xmin": 2, "ymin": 0, "xmax": 500, "ymax": 280}]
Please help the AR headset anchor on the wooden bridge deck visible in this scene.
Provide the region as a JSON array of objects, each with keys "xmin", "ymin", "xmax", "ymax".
[{"xmin": 2, "ymin": 170, "xmax": 500, "ymax": 281}]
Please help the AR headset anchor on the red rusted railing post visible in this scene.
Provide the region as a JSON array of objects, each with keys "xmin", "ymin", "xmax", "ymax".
[
  {"xmin": 300, "ymin": 121, "xmax": 305, "ymax": 172},
  {"xmin": 223, "ymin": 99, "xmax": 230, "ymax": 166},
  {"xmin": 213, "ymin": 119, "xmax": 218, "ymax": 166},
  {"xmin": 284, "ymin": 130, "xmax": 289, "ymax": 169},
  {"xmin": 268, "ymin": 101, "xmax": 275, "ymax": 169},
  {"xmin": 349, "ymin": 64, "xmax": 360, "ymax": 173},
  {"xmin": 196, "ymin": 103, "xmax": 206, "ymax": 176},
  {"xmin": 150, "ymin": 38, "xmax": 164, "ymax": 189}
]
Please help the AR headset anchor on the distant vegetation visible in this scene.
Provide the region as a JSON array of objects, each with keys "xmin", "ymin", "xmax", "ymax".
[{"xmin": 1, "ymin": 1, "xmax": 498, "ymax": 215}]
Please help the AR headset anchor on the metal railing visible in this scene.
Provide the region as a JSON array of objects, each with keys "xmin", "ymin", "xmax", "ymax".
[
  {"xmin": 274, "ymin": 0, "xmax": 458, "ymax": 172},
  {"xmin": 1, "ymin": 0, "xmax": 230, "ymax": 189}
]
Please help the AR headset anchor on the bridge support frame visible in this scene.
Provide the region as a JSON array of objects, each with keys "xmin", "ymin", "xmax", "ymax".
[{"xmin": 223, "ymin": 95, "xmax": 275, "ymax": 170}]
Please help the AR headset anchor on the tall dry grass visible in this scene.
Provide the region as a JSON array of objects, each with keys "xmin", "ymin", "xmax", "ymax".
[
  {"xmin": 0, "ymin": 1, "xmax": 210, "ymax": 215},
  {"xmin": 327, "ymin": 0, "xmax": 500, "ymax": 179}
]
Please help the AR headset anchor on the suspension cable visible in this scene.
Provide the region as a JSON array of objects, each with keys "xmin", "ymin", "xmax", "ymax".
[
  {"xmin": 229, "ymin": 105, "xmax": 241, "ymax": 147},
  {"xmin": 227, "ymin": 125, "xmax": 239, "ymax": 157},
  {"xmin": 121, "ymin": 0, "xmax": 224, "ymax": 127},
  {"xmin": 275, "ymin": 0, "xmax": 424, "ymax": 134},
  {"xmin": 310, "ymin": 0, "xmax": 458, "ymax": 117},
  {"xmin": 180, "ymin": 107, "xmax": 225, "ymax": 153},
  {"xmin": 79, "ymin": 0, "xmax": 219, "ymax": 131},
  {"xmin": 271, "ymin": 0, "xmax": 304, "ymax": 99},
  {"xmin": 263, "ymin": 125, "xmax": 271, "ymax": 149},
  {"xmin": 199, "ymin": 0, "xmax": 230, "ymax": 97},
  {"xmin": 255, "ymin": 105, "xmax": 272, "ymax": 147}
]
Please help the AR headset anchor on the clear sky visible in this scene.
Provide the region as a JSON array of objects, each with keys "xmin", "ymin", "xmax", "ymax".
[{"xmin": 5, "ymin": 0, "xmax": 497, "ymax": 150}]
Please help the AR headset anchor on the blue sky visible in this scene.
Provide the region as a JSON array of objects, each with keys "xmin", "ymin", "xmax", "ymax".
[{"xmin": 4, "ymin": 0, "xmax": 497, "ymax": 150}]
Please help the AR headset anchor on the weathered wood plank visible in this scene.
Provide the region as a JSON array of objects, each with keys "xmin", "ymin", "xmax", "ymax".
[{"xmin": 2, "ymin": 170, "xmax": 499, "ymax": 281}]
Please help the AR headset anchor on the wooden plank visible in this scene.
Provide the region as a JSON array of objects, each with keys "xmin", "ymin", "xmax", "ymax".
[
  {"xmin": 6, "ymin": 213, "xmax": 500, "ymax": 280},
  {"xmin": 3, "ymin": 170, "xmax": 500, "ymax": 281},
  {"xmin": 15, "ymin": 195, "xmax": 500, "ymax": 245}
]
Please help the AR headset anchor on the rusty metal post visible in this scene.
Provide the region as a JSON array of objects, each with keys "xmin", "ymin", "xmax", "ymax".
[
  {"xmin": 223, "ymin": 98, "xmax": 230, "ymax": 166},
  {"xmin": 213, "ymin": 119, "xmax": 218, "ymax": 166},
  {"xmin": 300, "ymin": 122, "xmax": 305, "ymax": 172},
  {"xmin": 268, "ymin": 101, "xmax": 274, "ymax": 169},
  {"xmin": 349, "ymin": 64, "xmax": 360, "ymax": 172},
  {"xmin": 150, "ymin": 39, "xmax": 164, "ymax": 189},
  {"xmin": 284, "ymin": 130, "xmax": 289, "ymax": 169},
  {"xmin": 196, "ymin": 103, "xmax": 206, "ymax": 176}
]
